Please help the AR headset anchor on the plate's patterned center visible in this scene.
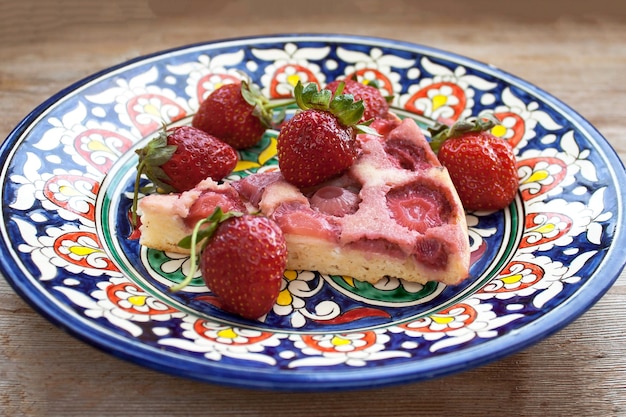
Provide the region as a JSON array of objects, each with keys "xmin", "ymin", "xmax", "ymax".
[{"xmin": 1, "ymin": 37, "xmax": 618, "ymax": 379}]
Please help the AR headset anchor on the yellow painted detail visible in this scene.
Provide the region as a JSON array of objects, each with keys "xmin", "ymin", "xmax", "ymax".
[
  {"xmin": 234, "ymin": 160, "xmax": 261, "ymax": 172},
  {"xmin": 259, "ymin": 137, "xmax": 278, "ymax": 166},
  {"xmin": 276, "ymin": 289, "xmax": 293, "ymax": 306},
  {"xmin": 535, "ymin": 223, "xmax": 556, "ymax": 234},
  {"xmin": 342, "ymin": 276, "xmax": 355, "ymax": 287},
  {"xmin": 287, "ymin": 74, "xmax": 300, "ymax": 86},
  {"xmin": 525, "ymin": 169, "xmax": 550, "ymax": 184},
  {"xmin": 491, "ymin": 124, "xmax": 507, "ymax": 138},
  {"xmin": 69, "ymin": 246, "xmax": 100, "ymax": 257},
  {"xmin": 217, "ymin": 328, "xmax": 238, "ymax": 340},
  {"xmin": 59, "ymin": 185, "xmax": 82, "ymax": 197},
  {"xmin": 143, "ymin": 103, "xmax": 161, "ymax": 116},
  {"xmin": 432, "ymin": 94, "xmax": 447, "ymax": 111},
  {"xmin": 501, "ymin": 274, "xmax": 523, "ymax": 285},
  {"xmin": 284, "ymin": 270, "xmax": 298, "ymax": 281},
  {"xmin": 87, "ymin": 140, "xmax": 110, "ymax": 152},
  {"xmin": 128, "ymin": 295, "xmax": 147, "ymax": 307},
  {"xmin": 331, "ymin": 335, "xmax": 351, "ymax": 346},
  {"xmin": 431, "ymin": 315, "xmax": 454, "ymax": 325}
]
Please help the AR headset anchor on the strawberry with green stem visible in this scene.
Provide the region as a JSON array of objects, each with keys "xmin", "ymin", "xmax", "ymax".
[
  {"xmin": 171, "ymin": 208, "xmax": 288, "ymax": 320},
  {"xmin": 277, "ymin": 81, "xmax": 378, "ymax": 188},
  {"xmin": 428, "ymin": 114, "xmax": 519, "ymax": 211},
  {"xmin": 192, "ymin": 80, "xmax": 293, "ymax": 149}
]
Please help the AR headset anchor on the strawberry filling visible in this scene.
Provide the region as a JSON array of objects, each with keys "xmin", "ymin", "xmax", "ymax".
[
  {"xmin": 370, "ymin": 118, "xmax": 401, "ymax": 136},
  {"xmin": 184, "ymin": 188, "xmax": 246, "ymax": 229},
  {"xmin": 413, "ymin": 237, "xmax": 448, "ymax": 270},
  {"xmin": 309, "ymin": 186, "xmax": 360, "ymax": 217},
  {"xmin": 271, "ymin": 201, "xmax": 339, "ymax": 241},
  {"xmin": 386, "ymin": 182, "xmax": 453, "ymax": 234},
  {"xmin": 384, "ymin": 139, "xmax": 432, "ymax": 171},
  {"xmin": 346, "ymin": 238, "xmax": 406, "ymax": 260},
  {"xmin": 232, "ymin": 171, "xmax": 283, "ymax": 207}
]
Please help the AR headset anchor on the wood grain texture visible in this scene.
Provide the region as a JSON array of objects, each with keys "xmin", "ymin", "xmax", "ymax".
[{"xmin": 1, "ymin": 1, "xmax": 625, "ymax": 415}]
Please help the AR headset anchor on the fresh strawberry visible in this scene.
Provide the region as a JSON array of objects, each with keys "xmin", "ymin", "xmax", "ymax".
[
  {"xmin": 429, "ymin": 115, "xmax": 518, "ymax": 211},
  {"xmin": 192, "ymin": 81, "xmax": 287, "ymax": 149},
  {"xmin": 172, "ymin": 208, "xmax": 287, "ymax": 320},
  {"xmin": 131, "ymin": 125, "xmax": 238, "ymax": 224},
  {"xmin": 325, "ymin": 77, "xmax": 391, "ymax": 121},
  {"xmin": 277, "ymin": 81, "xmax": 376, "ymax": 188}
]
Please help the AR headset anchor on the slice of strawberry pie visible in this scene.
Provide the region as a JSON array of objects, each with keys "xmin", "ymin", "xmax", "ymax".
[{"xmin": 138, "ymin": 118, "xmax": 470, "ymax": 286}]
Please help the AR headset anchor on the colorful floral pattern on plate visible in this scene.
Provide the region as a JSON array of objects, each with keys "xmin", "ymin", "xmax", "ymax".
[{"xmin": 1, "ymin": 35, "xmax": 624, "ymax": 391}]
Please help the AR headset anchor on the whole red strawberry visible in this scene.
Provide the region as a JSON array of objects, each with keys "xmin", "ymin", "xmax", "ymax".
[
  {"xmin": 325, "ymin": 77, "xmax": 391, "ymax": 121},
  {"xmin": 172, "ymin": 208, "xmax": 287, "ymax": 320},
  {"xmin": 192, "ymin": 81, "xmax": 280, "ymax": 149},
  {"xmin": 131, "ymin": 125, "xmax": 237, "ymax": 224},
  {"xmin": 277, "ymin": 81, "xmax": 376, "ymax": 188},
  {"xmin": 430, "ymin": 115, "xmax": 518, "ymax": 211},
  {"xmin": 135, "ymin": 125, "xmax": 237, "ymax": 192}
]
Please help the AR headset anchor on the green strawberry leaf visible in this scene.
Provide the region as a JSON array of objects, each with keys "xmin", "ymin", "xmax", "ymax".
[
  {"xmin": 354, "ymin": 121, "xmax": 380, "ymax": 136},
  {"xmin": 138, "ymin": 132, "xmax": 177, "ymax": 165},
  {"xmin": 241, "ymin": 80, "xmax": 272, "ymax": 127},
  {"xmin": 242, "ymin": 80, "xmax": 295, "ymax": 127},
  {"xmin": 428, "ymin": 113, "xmax": 500, "ymax": 153},
  {"xmin": 329, "ymin": 93, "xmax": 365, "ymax": 127},
  {"xmin": 293, "ymin": 81, "xmax": 366, "ymax": 127},
  {"xmin": 295, "ymin": 81, "xmax": 332, "ymax": 110}
]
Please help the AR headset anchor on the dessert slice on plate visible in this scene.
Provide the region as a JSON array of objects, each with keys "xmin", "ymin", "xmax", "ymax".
[{"xmin": 138, "ymin": 118, "xmax": 470, "ymax": 286}]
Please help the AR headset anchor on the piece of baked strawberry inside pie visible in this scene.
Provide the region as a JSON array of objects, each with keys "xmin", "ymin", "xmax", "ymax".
[{"xmin": 138, "ymin": 117, "xmax": 470, "ymax": 286}]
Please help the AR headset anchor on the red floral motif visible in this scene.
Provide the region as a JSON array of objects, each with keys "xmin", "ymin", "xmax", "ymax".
[
  {"xmin": 483, "ymin": 260, "xmax": 544, "ymax": 293},
  {"xmin": 346, "ymin": 68, "xmax": 394, "ymax": 96},
  {"xmin": 195, "ymin": 73, "xmax": 241, "ymax": 102},
  {"xmin": 105, "ymin": 282, "xmax": 179, "ymax": 315},
  {"xmin": 518, "ymin": 156, "xmax": 569, "ymax": 201},
  {"xmin": 44, "ymin": 175, "xmax": 100, "ymax": 222},
  {"xmin": 74, "ymin": 129, "xmax": 134, "ymax": 174},
  {"xmin": 493, "ymin": 111, "xmax": 526, "ymax": 148},
  {"xmin": 403, "ymin": 81, "xmax": 467, "ymax": 120},
  {"xmin": 521, "ymin": 212, "xmax": 572, "ymax": 248},
  {"xmin": 269, "ymin": 64, "xmax": 321, "ymax": 98},
  {"xmin": 300, "ymin": 331, "xmax": 378, "ymax": 353},
  {"xmin": 399, "ymin": 303, "xmax": 478, "ymax": 333},
  {"xmin": 192, "ymin": 319, "xmax": 274, "ymax": 345},
  {"xmin": 53, "ymin": 230, "xmax": 119, "ymax": 272},
  {"xmin": 126, "ymin": 93, "xmax": 187, "ymax": 136}
]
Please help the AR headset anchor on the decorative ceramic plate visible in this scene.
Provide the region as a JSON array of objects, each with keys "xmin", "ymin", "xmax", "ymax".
[{"xmin": 1, "ymin": 34, "xmax": 625, "ymax": 391}]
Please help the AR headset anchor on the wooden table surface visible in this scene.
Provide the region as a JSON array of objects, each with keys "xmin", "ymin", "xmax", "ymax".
[{"xmin": 1, "ymin": 1, "xmax": 625, "ymax": 415}]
